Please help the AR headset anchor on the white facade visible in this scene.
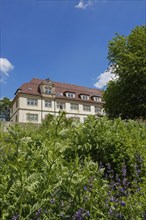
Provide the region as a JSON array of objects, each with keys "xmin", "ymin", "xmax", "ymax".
[{"xmin": 10, "ymin": 78, "xmax": 104, "ymax": 123}]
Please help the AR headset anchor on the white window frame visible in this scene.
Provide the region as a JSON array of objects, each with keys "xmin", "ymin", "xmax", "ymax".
[
  {"xmin": 83, "ymin": 105, "xmax": 91, "ymax": 112},
  {"xmin": 27, "ymin": 98, "xmax": 38, "ymax": 106},
  {"xmin": 45, "ymin": 100, "xmax": 52, "ymax": 108},
  {"xmin": 95, "ymin": 106, "xmax": 101, "ymax": 113},
  {"xmin": 93, "ymin": 96, "xmax": 101, "ymax": 102},
  {"xmin": 81, "ymin": 95, "xmax": 89, "ymax": 100},
  {"xmin": 70, "ymin": 103, "xmax": 79, "ymax": 110},
  {"xmin": 66, "ymin": 92, "xmax": 75, "ymax": 98},
  {"xmin": 26, "ymin": 113, "xmax": 38, "ymax": 122},
  {"xmin": 57, "ymin": 102, "xmax": 66, "ymax": 110}
]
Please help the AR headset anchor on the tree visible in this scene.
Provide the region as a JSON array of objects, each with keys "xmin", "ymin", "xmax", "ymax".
[
  {"xmin": 0, "ymin": 97, "xmax": 11, "ymax": 121},
  {"xmin": 104, "ymin": 25, "xmax": 146, "ymax": 119}
]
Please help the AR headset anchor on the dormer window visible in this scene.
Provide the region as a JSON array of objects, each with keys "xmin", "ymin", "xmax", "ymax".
[
  {"xmin": 45, "ymin": 86, "xmax": 52, "ymax": 94},
  {"xmin": 65, "ymin": 92, "xmax": 75, "ymax": 98},
  {"xmin": 80, "ymin": 94, "xmax": 89, "ymax": 100},
  {"xmin": 93, "ymin": 96, "xmax": 101, "ymax": 102}
]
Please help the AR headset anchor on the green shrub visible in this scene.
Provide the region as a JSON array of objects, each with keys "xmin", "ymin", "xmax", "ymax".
[{"xmin": 0, "ymin": 113, "xmax": 146, "ymax": 219}]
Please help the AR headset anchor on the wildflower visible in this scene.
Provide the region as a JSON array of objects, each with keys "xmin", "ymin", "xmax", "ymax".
[
  {"xmin": 137, "ymin": 169, "xmax": 141, "ymax": 173},
  {"xmin": 99, "ymin": 161, "xmax": 104, "ymax": 169},
  {"xmin": 72, "ymin": 208, "xmax": 84, "ymax": 220},
  {"xmin": 122, "ymin": 165, "xmax": 127, "ymax": 177},
  {"xmin": 136, "ymin": 187, "xmax": 141, "ymax": 192},
  {"xmin": 12, "ymin": 216, "xmax": 17, "ymax": 220},
  {"xmin": 119, "ymin": 187, "xmax": 125, "ymax": 193},
  {"xmin": 83, "ymin": 186, "xmax": 87, "ymax": 191},
  {"xmin": 107, "ymin": 163, "xmax": 111, "ymax": 171},
  {"xmin": 36, "ymin": 208, "xmax": 42, "ymax": 217},
  {"xmin": 50, "ymin": 199, "xmax": 55, "ymax": 204},
  {"xmin": 120, "ymin": 201, "xmax": 126, "ymax": 206},
  {"xmin": 109, "ymin": 208, "xmax": 113, "ymax": 215},
  {"xmin": 72, "ymin": 208, "xmax": 90, "ymax": 220},
  {"xmin": 85, "ymin": 211, "xmax": 90, "ymax": 217},
  {"xmin": 110, "ymin": 197, "xmax": 116, "ymax": 202}
]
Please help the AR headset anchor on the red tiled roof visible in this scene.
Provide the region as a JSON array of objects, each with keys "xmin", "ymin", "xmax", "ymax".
[{"xmin": 15, "ymin": 78, "xmax": 103, "ymax": 102}]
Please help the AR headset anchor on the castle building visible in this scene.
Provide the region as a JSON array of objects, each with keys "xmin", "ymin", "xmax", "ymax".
[{"xmin": 10, "ymin": 78, "xmax": 104, "ymax": 123}]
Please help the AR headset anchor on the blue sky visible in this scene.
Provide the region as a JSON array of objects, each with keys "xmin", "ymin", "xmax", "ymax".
[{"xmin": 0, "ymin": 0, "xmax": 145, "ymax": 99}]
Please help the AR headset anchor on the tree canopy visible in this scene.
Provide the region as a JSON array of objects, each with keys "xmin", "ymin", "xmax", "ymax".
[
  {"xmin": 104, "ymin": 25, "xmax": 146, "ymax": 119},
  {"xmin": 0, "ymin": 97, "xmax": 11, "ymax": 121}
]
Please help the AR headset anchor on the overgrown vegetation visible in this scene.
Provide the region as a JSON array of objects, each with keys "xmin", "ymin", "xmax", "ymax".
[{"xmin": 0, "ymin": 112, "xmax": 146, "ymax": 219}]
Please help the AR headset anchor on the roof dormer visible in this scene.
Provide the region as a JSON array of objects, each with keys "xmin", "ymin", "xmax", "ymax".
[
  {"xmin": 80, "ymin": 94, "xmax": 89, "ymax": 100},
  {"xmin": 92, "ymin": 96, "xmax": 101, "ymax": 102},
  {"xmin": 39, "ymin": 79, "xmax": 55, "ymax": 96},
  {"xmin": 65, "ymin": 92, "xmax": 75, "ymax": 98}
]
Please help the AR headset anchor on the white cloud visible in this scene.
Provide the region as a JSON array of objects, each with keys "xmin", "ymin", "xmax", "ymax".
[
  {"xmin": 94, "ymin": 66, "xmax": 118, "ymax": 89},
  {"xmin": 75, "ymin": 0, "xmax": 93, "ymax": 9},
  {"xmin": 0, "ymin": 58, "xmax": 14, "ymax": 82}
]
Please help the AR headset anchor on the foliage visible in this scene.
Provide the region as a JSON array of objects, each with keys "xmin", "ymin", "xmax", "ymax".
[
  {"xmin": 0, "ymin": 97, "xmax": 11, "ymax": 121},
  {"xmin": 0, "ymin": 113, "xmax": 146, "ymax": 219},
  {"xmin": 104, "ymin": 25, "xmax": 146, "ymax": 119}
]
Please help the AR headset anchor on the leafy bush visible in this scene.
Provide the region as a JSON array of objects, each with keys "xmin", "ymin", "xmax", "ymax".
[{"xmin": 0, "ymin": 113, "xmax": 146, "ymax": 219}]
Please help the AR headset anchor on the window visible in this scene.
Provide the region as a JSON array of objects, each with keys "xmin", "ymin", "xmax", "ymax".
[
  {"xmin": 27, "ymin": 99, "xmax": 38, "ymax": 106},
  {"xmin": 93, "ymin": 96, "xmax": 101, "ymax": 102},
  {"xmin": 57, "ymin": 102, "xmax": 66, "ymax": 110},
  {"xmin": 95, "ymin": 106, "xmax": 101, "ymax": 113},
  {"xmin": 83, "ymin": 105, "xmax": 91, "ymax": 111},
  {"xmin": 26, "ymin": 113, "xmax": 38, "ymax": 122},
  {"xmin": 45, "ymin": 100, "xmax": 52, "ymax": 108},
  {"xmin": 70, "ymin": 103, "xmax": 79, "ymax": 110},
  {"xmin": 66, "ymin": 92, "xmax": 75, "ymax": 98},
  {"xmin": 45, "ymin": 87, "xmax": 52, "ymax": 94},
  {"xmin": 81, "ymin": 95, "xmax": 89, "ymax": 100}
]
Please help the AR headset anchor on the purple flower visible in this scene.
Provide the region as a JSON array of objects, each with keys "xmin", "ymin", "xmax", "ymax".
[
  {"xmin": 110, "ymin": 197, "xmax": 115, "ymax": 202},
  {"xmin": 109, "ymin": 208, "xmax": 113, "ymax": 215},
  {"xmin": 119, "ymin": 187, "xmax": 125, "ymax": 194},
  {"xmin": 136, "ymin": 187, "xmax": 141, "ymax": 192},
  {"xmin": 107, "ymin": 163, "xmax": 111, "ymax": 171},
  {"xmin": 122, "ymin": 165, "xmax": 127, "ymax": 177},
  {"xmin": 83, "ymin": 186, "xmax": 87, "ymax": 191},
  {"xmin": 137, "ymin": 169, "xmax": 141, "ymax": 173},
  {"xmin": 50, "ymin": 199, "xmax": 55, "ymax": 204},
  {"xmin": 85, "ymin": 211, "xmax": 90, "ymax": 217},
  {"xmin": 72, "ymin": 208, "xmax": 89, "ymax": 220},
  {"xmin": 120, "ymin": 201, "xmax": 126, "ymax": 206},
  {"xmin": 99, "ymin": 161, "xmax": 104, "ymax": 169},
  {"xmin": 12, "ymin": 216, "xmax": 17, "ymax": 220},
  {"xmin": 36, "ymin": 208, "xmax": 42, "ymax": 217}
]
